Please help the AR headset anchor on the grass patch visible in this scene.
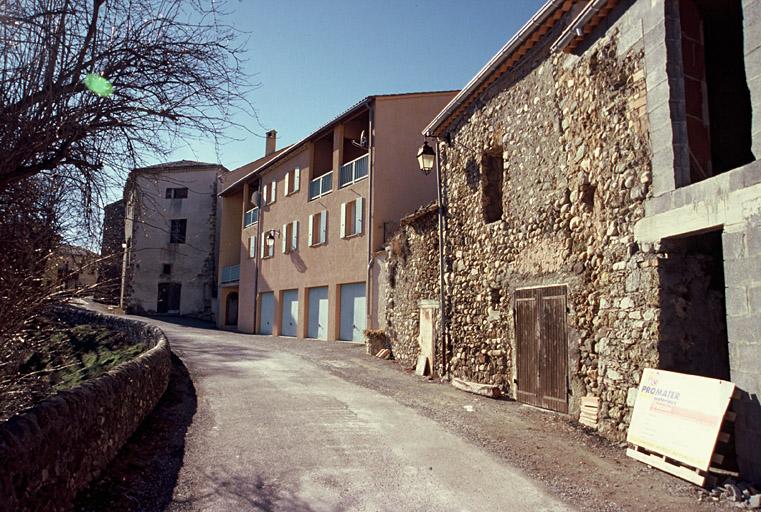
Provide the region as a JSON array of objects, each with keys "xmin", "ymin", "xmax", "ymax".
[{"xmin": 1, "ymin": 314, "xmax": 150, "ymax": 420}]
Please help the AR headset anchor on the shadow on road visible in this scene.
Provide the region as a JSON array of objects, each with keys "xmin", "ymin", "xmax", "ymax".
[
  {"xmin": 74, "ymin": 353, "xmax": 197, "ymax": 512},
  {"xmin": 171, "ymin": 467, "xmax": 338, "ymax": 512},
  {"xmin": 140, "ymin": 314, "xmax": 220, "ymax": 331}
]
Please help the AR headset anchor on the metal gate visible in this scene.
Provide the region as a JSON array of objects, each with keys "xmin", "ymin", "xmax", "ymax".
[{"xmin": 514, "ymin": 285, "xmax": 568, "ymax": 413}]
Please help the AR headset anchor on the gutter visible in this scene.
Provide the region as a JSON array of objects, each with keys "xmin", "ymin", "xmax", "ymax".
[
  {"xmin": 551, "ymin": 0, "xmax": 612, "ymax": 53},
  {"xmin": 424, "ymin": 0, "xmax": 569, "ymax": 137},
  {"xmin": 434, "ymin": 138, "xmax": 448, "ymax": 379},
  {"xmin": 365, "ymin": 100, "xmax": 375, "ymax": 332}
]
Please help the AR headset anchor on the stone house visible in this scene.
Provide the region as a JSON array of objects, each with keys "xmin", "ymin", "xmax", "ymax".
[
  {"xmin": 48, "ymin": 244, "xmax": 99, "ymax": 292},
  {"xmin": 120, "ymin": 160, "xmax": 225, "ymax": 320},
  {"xmin": 382, "ymin": 0, "xmax": 761, "ymax": 482},
  {"xmin": 95, "ymin": 199, "xmax": 124, "ymax": 304}
]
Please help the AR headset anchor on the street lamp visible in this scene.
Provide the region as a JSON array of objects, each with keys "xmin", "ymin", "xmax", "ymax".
[
  {"xmin": 417, "ymin": 140, "xmax": 435, "ymax": 175},
  {"xmin": 265, "ymin": 230, "xmax": 279, "ymax": 248}
]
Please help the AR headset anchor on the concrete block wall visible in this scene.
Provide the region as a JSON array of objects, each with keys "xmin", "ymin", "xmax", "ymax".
[
  {"xmin": 723, "ymin": 221, "xmax": 761, "ymax": 483},
  {"xmin": 745, "ymin": 0, "xmax": 761, "ymax": 158}
]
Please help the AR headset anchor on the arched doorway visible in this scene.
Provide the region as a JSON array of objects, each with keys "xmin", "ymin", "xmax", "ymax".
[{"xmin": 225, "ymin": 292, "xmax": 239, "ymax": 326}]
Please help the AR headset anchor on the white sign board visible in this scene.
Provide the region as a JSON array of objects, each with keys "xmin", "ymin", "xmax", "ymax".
[{"xmin": 627, "ymin": 368, "xmax": 735, "ymax": 471}]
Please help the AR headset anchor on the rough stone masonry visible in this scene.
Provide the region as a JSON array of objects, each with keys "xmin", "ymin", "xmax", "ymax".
[{"xmin": 382, "ymin": 25, "xmax": 661, "ymax": 441}]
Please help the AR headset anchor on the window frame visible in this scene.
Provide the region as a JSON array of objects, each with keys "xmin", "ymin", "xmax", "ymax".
[{"xmin": 169, "ymin": 219, "xmax": 187, "ymax": 244}]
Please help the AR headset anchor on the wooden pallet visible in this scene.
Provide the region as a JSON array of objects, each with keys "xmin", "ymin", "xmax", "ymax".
[
  {"xmin": 627, "ymin": 397, "xmax": 738, "ymax": 487},
  {"xmin": 627, "ymin": 445, "xmax": 712, "ymax": 487},
  {"xmin": 579, "ymin": 396, "xmax": 599, "ymax": 428}
]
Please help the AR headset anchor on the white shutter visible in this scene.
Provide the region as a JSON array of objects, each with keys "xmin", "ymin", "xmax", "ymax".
[
  {"xmin": 249, "ymin": 235, "xmax": 256, "ymax": 258},
  {"xmin": 261, "ymin": 234, "xmax": 266, "ymax": 258},
  {"xmin": 320, "ymin": 210, "xmax": 327, "ymax": 244},
  {"xmin": 340, "ymin": 202, "xmax": 347, "ymax": 239},
  {"xmin": 262, "ymin": 184, "xmax": 268, "ymax": 205},
  {"xmin": 292, "ymin": 220, "xmax": 298, "ymax": 250},
  {"xmin": 271, "ymin": 181, "xmax": 277, "ymax": 203},
  {"xmin": 355, "ymin": 197, "xmax": 363, "ymax": 235},
  {"xmin": 282, "ymin": 223, "xmax": 287, "ymax": 253},
  {"xmin": 308, "ymin": 214, "xmax": 314, "ymax": 246},
  {"xmin": 294, "ymin": 168, "xmax": 301, "ymax": 192},
  {"xmin": 285, "ymin": 172, "xmax": 290, "ymax": 195}
]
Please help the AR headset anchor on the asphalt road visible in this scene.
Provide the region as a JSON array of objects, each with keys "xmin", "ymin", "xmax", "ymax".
[{"xmin": 144, "ymin": 316, "xmax": 571, "ymax": 512}]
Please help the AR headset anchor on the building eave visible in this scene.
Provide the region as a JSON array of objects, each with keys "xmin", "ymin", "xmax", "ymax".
[{"xmin": 424, "ymin": 0, "xmax": 578, "ymax": 138}]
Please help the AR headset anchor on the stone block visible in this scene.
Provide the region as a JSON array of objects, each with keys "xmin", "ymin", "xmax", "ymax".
[
  {"xmin": 747, "ymin": 225, "xmax": 761, "ymax": 257},
  {"xmin": 728, "ymin": 314, "xmax": 761, "ymax": 344},
  {"xmin": 726, "ymin": 287, "xmax": 750, "ymax": 317},
  {"xmin": 725, "ymin": 255, "xmax": 761, "ymax": 287},
  {"xmin": 749, "ymin": 285, "xmax": 761, "ymax": 313},
  {"xmin": 744, "ymin": 46, "xmax": 761, "ymax": 81},
  {"xmin": 723, "ymin": 230, "xmax": 747, "ymax": 261}
]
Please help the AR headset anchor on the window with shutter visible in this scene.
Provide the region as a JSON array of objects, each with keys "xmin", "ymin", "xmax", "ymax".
[
  {"xmin": 270, "ymin": 181, "xmax": 277, "ymax": 203},
  {"xmin": 249, "ymin": 235, "xmax": 257, "ymax": 258},
  {"xmin": 291, "ymin": 220, "xmax": 298, "ymax": 251},
  {"xmin": 308, "ymin": 214, "xmax": 315, "ymax": 246},
  {"xmin": 340, "ymin": 199, "xmax": 363, "ymax": 238},
  {"xmin": 319, "ymin": 210, "xmax": 327, "ymax": 244}
]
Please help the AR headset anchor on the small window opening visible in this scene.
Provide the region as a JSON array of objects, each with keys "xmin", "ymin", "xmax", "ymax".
[
  {"xmin": 679, "ymin": 0, "xmax": 754, "ymax": 184},
  {"xmin": 162, "ymin": 264, "xmax": 172, "ymax": 275},
  {"xmin": 170, "ymin": 219, "xmax": 187, "ymax": 244},
  {"xmin": 489, "ymin": 287, "xmax": 501, "ymax": 308},
  {"xmin": 481, "ymin": 151, "xmax": 504, "ymax": 224}
]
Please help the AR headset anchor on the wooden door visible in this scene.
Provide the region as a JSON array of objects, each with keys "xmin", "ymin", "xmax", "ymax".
[
  {"xmin": 157, "ymin": 284, "xmax": 170, "ymax": 314},
  {"xmin": 157, "ymin": 283, "xmax": 181, "ymax": 314},
  {"xmin": 225, "ymin": 292, "xmax": 238, "ymax": 326},
  {"xmin": 514, "ymin": 285, "xmax": 568, "ymax": 413}
]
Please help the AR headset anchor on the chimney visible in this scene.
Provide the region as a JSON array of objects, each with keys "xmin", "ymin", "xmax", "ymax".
[{"xmin": 265, "ymin": 130, "xmax": 277, "ymax": 156}]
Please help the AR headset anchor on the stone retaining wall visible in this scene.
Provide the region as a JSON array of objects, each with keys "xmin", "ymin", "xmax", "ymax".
[{"xmin": 0, "ymin": 308, "xmax": 171, "ymax": 512}]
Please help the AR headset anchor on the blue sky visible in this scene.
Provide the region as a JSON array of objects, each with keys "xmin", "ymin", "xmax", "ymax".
[{"xmin": 149, "ymin": 0, "xmax": 545, "ymax": 173}]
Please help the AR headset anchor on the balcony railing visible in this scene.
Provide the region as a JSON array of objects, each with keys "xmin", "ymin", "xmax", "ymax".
[
  {"xmin": 309, "ymin": 171, "xmax": 333, "ymax": 201},
  {"xmin": 220, "ymin": 264, "xmax": 240, "ymax": 284},
  {"xmin": 339, "ymin": 153, "xmax": 369, "ymax": 187},
  {"xmin": 244, "ymin": 207, "xmax": 259, "ymax": 227}
]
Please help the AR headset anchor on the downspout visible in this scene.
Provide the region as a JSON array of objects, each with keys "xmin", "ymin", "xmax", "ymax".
[
  {"xmin": 252, "ymin": 178, "xmax": 263, "ymax": 332},
  {"xmin": 434, "ymin": 137, "xmax": 448, "ymax": 379},
  {"xmin": 365, "ymin": 101, "xmax": 375, "ymax": 333}
]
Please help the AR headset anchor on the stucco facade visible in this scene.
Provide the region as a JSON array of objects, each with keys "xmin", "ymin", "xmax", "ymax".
[
  {"xmin": 217, "ymin": 92, "xmax": 457, "ymax": 341},
  {"xmin": 121, "ymin": 161, "xmax": 223, "ymax": 320}
]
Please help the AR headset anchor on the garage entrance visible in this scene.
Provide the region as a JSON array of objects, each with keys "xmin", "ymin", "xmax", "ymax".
[
  {"xmin": 514, "ymin": 285, "xmax": 568, "ymax": 413},
  {"xmin": 307, "ymin": 286, "xmax": 329, "ymax": 340},
  {"xmin": 258, "ymin": 292, "xmax": 274, "ymax": 335},
  {"xmin": 339, "ymin": 282, "xmax": 366, "ymax": 341},
  {"xmin": 281, "ymin": 289, "xmax": 299, "ymax": 337}
]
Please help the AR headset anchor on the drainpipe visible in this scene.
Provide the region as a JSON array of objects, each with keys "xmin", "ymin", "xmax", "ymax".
[
  {"xmin": 434, "ymin": 137, "xmax": 448, "ymax": 379},
  {"xmin": 365, "ymin": 101, "xmax": 375, "ymax": 333},
  {"xmin": 252, "ymin": 178, "xmax": 263, "ymax": 332}
]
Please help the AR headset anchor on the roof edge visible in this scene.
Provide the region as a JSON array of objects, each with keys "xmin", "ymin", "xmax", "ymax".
[{"xmin": 424, "ymin": 0, "xmax": 573, "ymax": 138}]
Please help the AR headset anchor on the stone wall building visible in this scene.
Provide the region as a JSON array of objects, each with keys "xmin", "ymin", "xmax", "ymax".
[
  {"xmin": 384, "ymin": 203, "xmax": 440, "ymax": 371},
  {"xmin": 95, "ymin": 199, "xmax": 124, "ymax": 304},
  {"xmin": 121, "ymin": 161, "xmax": 224, "ymax": 320},
  {"xmin": 380, "ymin": 0, "xmax": 761, "ymax": 483}
]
